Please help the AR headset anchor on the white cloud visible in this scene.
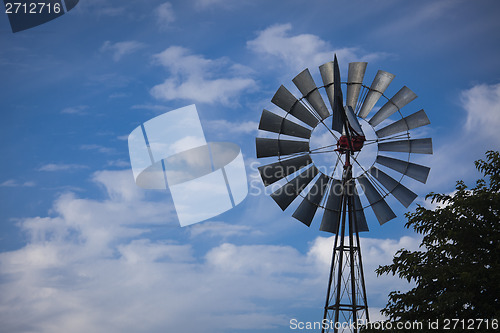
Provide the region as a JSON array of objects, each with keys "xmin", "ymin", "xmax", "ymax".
[
  {"xmin": 205, "ymin": 119, "xmax": 259, "ymax": 135},
  {"xmin": 155, "ymin": 2, "xmax": 175, "ymax": 29},
  {"xmin": 76, "ymin": 0, "xmax": 126, "ymax": 17},
  {"xmin": 118, "ymin": 239, "xmax": 193, "ymax": 264},
  {"xmin": 100, "ymin": 41, "xmax": 145, "ymax": 61},
  {"xmin": 190, "ymin": 221, "xmax": 263, "ymax": 238},
  {"xmin": 150, "ymin": 46, "xmax": 256, "ymax": 105},
  {"xmin": 151, "ymin": 77, "xmax": 255, "ymax": 105},
  {"xmin": 61, "ymin": 105, "xmax": 88, "ymax": 115},
  {"xmin": 0, "ymin": 168, "xmax": 421, "ymax": 332},
  {"xmin": 106, "ymin": 159, "xmax": 130, "ymax": 168},
  {"xmin": 0, "ymin": 179, "xmax": 35, "ymax": 187},
  {"xmin": 116, "ymin": 135, "xmax": 129, "ymax": 141},
  {"xmin": 38, "ymin": 163, "xmax": 88, "ymax": 172},
  {"xmin": 247, "ymin": 23, "xmax": 389, "ymax": 73},
  {"xmin": 0, "ymin": 169, "xmax": 310, "ymax": 332},
  {"xmin": 169, "ymin": 135, "xmax": 206, "ymax": 154},
  {"xmin": 421, "ymin": 82, "xmax": 500, "ymax": 191},
  {"xmin": 80, "ymin": 144, "xmax": 114, "ymax": 154},
  {"xmin": 462, "ymin": 83, "xmax": 500, "ymax": 146},
  {"xmin": 0, "ymin": 179, "xmax": 18, "ymax": 187},
  {"xmin": 152, "ymin": 46, "xmax": 212, "ymax": 75},
  {"xmin": 205, "ymin": 242, "xmax": 306, "ymax": 276},
  {"xmin": 195, "ymin": 0, "xmax": 226, "ymax": 8},
  {"xmin": 130, "ymin": 104, "xmax": 171, "ymax": 112},
  {"xmin": 194, "ymin": 0, "xmax": 251, "ymax": 10}
]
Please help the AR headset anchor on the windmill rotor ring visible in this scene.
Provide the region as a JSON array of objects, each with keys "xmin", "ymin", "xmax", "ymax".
[{"xmin": 256, "ymin": 57, "xmax": 433, "ymax": 232}]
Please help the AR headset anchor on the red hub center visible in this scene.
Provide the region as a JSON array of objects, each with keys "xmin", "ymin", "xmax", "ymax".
[{"xmin": 335, "ymin": 135, "xmax": 366, "ymax": 153}]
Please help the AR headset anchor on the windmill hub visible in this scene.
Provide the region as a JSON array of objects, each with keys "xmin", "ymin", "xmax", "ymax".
[{"xmin": 335, "ymin": 135, "xmax": 366, "ymax": 154}]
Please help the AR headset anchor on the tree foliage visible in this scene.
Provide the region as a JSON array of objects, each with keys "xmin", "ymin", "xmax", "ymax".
[{"xmin": 370, "ymin": 151, "xmax": 500, "ymax": 331}]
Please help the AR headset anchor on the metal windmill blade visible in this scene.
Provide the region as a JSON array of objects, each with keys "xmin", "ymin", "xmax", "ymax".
[
  {"xmin": 378, "ymin": 138, "xmax": 433, "ymax": 154},
  {"xmin": 319, "ymin": 179, "xmax": 369, "ymax": 233},
  {"xmin": 346, "ymin": 62, "xmax": 367, "ymax": 110},
  {"xmin": 375, "ymin": 155, "xmax": 430, "ymax": 183},
  {"xmin": 369, "ymin": 86, "xmax": 418, "ymax": 127},
  {"xmin": 271, "ymin": 85, "xmax": 319, "ymax": 128},
  {"xmin": 255, "ymin": 137, "xmax": 309, "ymax": 158},
  {"xmin": 367, "ymin": 166, "xmax": 418, "ymax": 208},
  {"xmin": 259, "ymin": 109, "xmax": 312, "ymax": 139},
  {"xmin": 270, "ymin": 165, "xmax": 319, "ymax": 211},
  {"xmin": 375, "ymin": 109, "xmax": 430, "ymax": 138},
  {"xmin": 292, "ymin": 173, "xmax": 330, "ymax": 226},
  {"xmin": 319, "ymin": 179, "xmax": 343, "ymax": 233},
  {"xmin": 293, "ymin": 69, "xmax": 330, "ymax": 120},
  {"xmin": 357, "ymin": 70, "xmax": 395, "ymax": 118},
  {"xmin": 258, "ymin": 155, "xmax": 313, "ymax": 186},
  {"xmin": 357, "ymin": 174, "xmax": 397, "ymax": 224}
]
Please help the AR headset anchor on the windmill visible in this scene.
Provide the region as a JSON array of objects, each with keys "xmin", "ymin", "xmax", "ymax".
[{"xmin": 255, "ymin": 55, "xmax": 432, "ymax": 332}]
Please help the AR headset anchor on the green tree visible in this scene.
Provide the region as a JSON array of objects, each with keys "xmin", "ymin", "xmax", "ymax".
[{"xmin": 366, "ymin": 151, "xmax": 500, "ymax": 332}]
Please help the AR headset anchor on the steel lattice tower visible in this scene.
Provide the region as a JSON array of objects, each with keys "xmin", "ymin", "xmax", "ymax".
[{"xmin": 322, "ymin": 161, "xmax": 369, "ymax": 333}]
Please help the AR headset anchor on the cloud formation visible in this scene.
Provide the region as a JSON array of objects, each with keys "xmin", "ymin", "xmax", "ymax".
[
  {"xmin": 205, "ymin": 119, "xmax": 259, "ymax": 135},
  {"xmin": 38, "ymin": 163, "xmax": 89, "ymax": 172},
  {"xmin": 195, "ymin": 0, "xmax": 228, "ymax": 8},
  {"xmin": 156, "ymin": 2, "xmax": 175, "ymax": 29},
  {"xmin": 417, "ymin": 82, "xmax": 500, "ymax": 192},
  {"xmin": 0, "ymin": 168, "xmax": 421, "ymax": 332},
  {"xmin": 0, "ymin": 179, "xmax": 35, "ymax": 187},
  {"xmin": 247, "ymin": 23, "xmax": 389, "ymax": 72},
  {"xmin": 150, "ymin": 46, "xmax": 256, "ymax": 105},
  {"xmin": 462, "ymin": 83, "xmax": 500, "ymax": 146},
  {"xmin": 61, "ymin": 105, "xmax": 88, "ymax": 115},
  {"xmin": 189, "ymin": 221, "xmax": 263, "ymax": 239},
  {"xmin": 80, "ymin": 144, "xmax": 115, "ymax": 154},
  {"xmin": 100, "ymin": 40, "xmax": 146, "ymax": 61}
]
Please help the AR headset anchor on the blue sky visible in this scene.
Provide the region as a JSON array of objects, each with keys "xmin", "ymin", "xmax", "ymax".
[{"xmin": 1, "ymin": 0, "xmax": 499, "ymax": 332}]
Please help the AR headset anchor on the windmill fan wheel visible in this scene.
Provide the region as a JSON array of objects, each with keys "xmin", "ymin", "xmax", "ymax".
[{"xmin": 255, "ymin": 57, "xmax": 433, "ymax": 233}]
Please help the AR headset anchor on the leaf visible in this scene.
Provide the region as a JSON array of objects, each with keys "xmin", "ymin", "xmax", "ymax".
[{"xmin": 375, "ymin": 150, "xmax": 500, "ymax": 324}]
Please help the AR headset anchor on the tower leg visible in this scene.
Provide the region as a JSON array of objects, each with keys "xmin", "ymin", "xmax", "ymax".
[{"xmin": 321, "ymin": 182, "xmax": 369, "ymax": 333}]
